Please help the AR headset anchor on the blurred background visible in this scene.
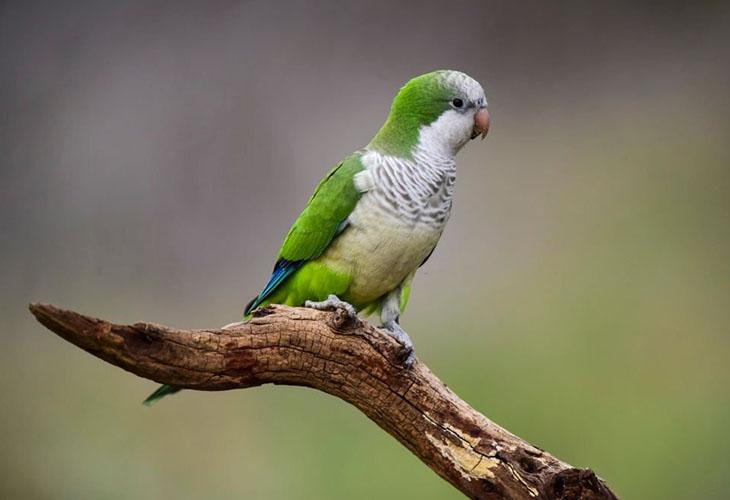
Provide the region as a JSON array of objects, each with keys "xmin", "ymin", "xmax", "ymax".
[{"xmin": 2, "ymin": 1, "xmax": 729, "ymax": 498}]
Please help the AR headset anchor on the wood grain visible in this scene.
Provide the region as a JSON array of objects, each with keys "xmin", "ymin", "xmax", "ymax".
[{"xmin": 29, "ymin": 302, "xmax": 618, "ymax": 500}]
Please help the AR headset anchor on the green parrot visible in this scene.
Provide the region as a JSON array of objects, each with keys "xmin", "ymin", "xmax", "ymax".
[{"xmin": 144, "ymin": 70, "xmax": 489, "ymax": 405}]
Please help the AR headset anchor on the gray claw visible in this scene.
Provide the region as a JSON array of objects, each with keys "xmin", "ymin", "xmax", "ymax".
[
  {"xmin": 382, "ymin": 320, "xmax": 416, "ymax": 368},
  {"xmin": 304, "ymin": 294, "xmax": 358, "ymax": 320}
]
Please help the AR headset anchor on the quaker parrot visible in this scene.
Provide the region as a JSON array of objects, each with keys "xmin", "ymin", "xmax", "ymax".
[{"xmin": 144, "ymin": 70, "xmax": 489, "ymax": 405}]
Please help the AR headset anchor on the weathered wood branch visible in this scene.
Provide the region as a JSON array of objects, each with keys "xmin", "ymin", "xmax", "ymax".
[{"xmin": 29, "ymin": 302, "xmax": 617, "ymax": 500}]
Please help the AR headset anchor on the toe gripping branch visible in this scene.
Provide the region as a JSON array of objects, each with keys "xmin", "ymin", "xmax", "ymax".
[{"xmin": 303, "ymin": 295, "xmax": 414, "ymax": 368}]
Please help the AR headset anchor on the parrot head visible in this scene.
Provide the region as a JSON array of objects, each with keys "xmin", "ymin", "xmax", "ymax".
[{"xmin": 369, "ymin": 70, "xmax": 489, "ymax": 158}]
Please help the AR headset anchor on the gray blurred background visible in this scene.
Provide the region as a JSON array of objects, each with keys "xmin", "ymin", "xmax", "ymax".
[{"xmin": 2, "ymin": 1, "xmax": 729, "ymax": 498}]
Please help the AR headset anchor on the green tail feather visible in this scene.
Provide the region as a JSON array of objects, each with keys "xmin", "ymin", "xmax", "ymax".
[{"xmin": 143, "ymin": 384, "xmax": 182, "ymax": 406}]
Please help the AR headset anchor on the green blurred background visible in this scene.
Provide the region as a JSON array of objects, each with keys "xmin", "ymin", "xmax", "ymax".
[{"xmin": 2, "ymin": 1, "xmax": 729, "ymax": 498}]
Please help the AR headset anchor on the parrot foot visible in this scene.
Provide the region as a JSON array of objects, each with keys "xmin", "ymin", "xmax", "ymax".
[
  {"xmin": 382, "ymin": 320, "xmax": 415, "ymax": 368},
  {"xmin": 305, "ymin": 294, "xmax": 358, "ymax": 321}
]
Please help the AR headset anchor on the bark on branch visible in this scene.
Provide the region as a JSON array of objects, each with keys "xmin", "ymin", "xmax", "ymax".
[{"xmin": 29, "ymin": 302, "xmax": 617, "ymax": 500}]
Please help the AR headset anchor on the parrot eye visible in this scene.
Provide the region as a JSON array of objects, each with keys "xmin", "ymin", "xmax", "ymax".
[{"xmin": 451, "ymin": 98, "xmax": 464, "ymax": 109}]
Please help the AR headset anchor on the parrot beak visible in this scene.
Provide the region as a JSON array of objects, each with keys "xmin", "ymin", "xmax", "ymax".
[{"xmin": 472, "ymin": 107, "xmax": 490, "ymax": 140}]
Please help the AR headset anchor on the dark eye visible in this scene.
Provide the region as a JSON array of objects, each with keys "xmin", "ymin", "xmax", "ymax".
[{"xmin": 451, "ymin": 98, "xmax": 464, "ymax": 109}]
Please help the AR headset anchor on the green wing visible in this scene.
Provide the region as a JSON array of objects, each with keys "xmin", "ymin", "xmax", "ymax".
[
  {"xmin": 245, "ymin": 155, "xmax": 364, "ymax": 315},
  {"xmin": 278, "ymin": 155, "xmax": 364, "ymax": 261}
]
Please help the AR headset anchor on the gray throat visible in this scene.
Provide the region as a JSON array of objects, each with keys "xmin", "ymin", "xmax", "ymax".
[{"xmin": 361, "ymin": 148, "xmax": 456, "ymax": 229}]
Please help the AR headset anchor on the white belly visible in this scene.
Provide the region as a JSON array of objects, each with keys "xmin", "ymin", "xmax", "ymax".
[{"xmin": 319, "ymin": 192, "xmax": 447, "ymax": 303}]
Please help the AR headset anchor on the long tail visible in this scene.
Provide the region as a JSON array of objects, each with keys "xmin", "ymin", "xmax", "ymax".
[{"xmin": 143, "ymin": 384, "xmax": 182, "ymax": 406}]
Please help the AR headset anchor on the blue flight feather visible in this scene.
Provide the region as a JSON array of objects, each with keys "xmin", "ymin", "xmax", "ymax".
[{"xmin": 244, "ymin": 259, "xmax": 303, "ymax": 315}]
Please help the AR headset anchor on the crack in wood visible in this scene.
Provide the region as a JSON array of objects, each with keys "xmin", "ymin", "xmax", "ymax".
[{"xmin": 28, "ymin": 302, "xmax": 618, "ymax": 500}]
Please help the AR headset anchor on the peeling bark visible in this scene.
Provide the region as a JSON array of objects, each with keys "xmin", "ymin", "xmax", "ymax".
[{"xmin": 29, "ymin": 302, "xmax": 618, "ymax": 500}]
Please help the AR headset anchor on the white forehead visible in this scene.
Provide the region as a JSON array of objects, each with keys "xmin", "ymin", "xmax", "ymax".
[{"xmin": 439, "ymin": 71, "xmax": 486, "ymax": 106}]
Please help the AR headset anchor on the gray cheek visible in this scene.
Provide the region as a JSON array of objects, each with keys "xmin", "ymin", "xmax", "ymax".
[{"xmin": 453, "ymin": 115, "xmax": 476, "ymax": 145}]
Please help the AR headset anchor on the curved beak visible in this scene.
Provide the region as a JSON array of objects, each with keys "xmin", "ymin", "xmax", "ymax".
[{"xmin": 472, "ymin": 107, "xmax": 490, "ymax": 140}]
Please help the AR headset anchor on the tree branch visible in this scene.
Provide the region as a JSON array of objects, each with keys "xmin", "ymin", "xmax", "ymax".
[{"xmin": 29, "ymin": 302, "xmax": 617, "ymax": 500}]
